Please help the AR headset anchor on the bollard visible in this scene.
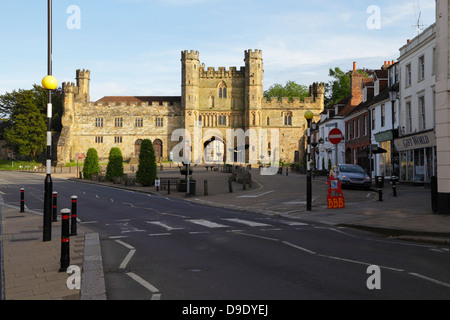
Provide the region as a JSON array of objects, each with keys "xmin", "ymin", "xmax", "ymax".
[
  {"xmin": 168, "ymin": 180, "xmax": 171, "ymax": 195},
  {"xmin": 228, "ymin": 178, "xmax": 233, "ymax": 193},
  {"xmin": 52, "ymin": 192, "xmax": 58, "ymax": 222},
  {"xmin": 71, "ymin": 196, "xmax": 78, "ymax": 236},
  {"xmin": 59, "ymin": 209, "xmax": 71, "ymax": 272},
  {"xmin": 204, "ymin": 180, "xmax": 208, "ymax": 196},
  {"xmin": 20, "ymin": 188, "xmax": 25, "ymax": 213},
  {"xmin": 378, "ymin": 189, "xmax": 383, "ymax": 202},
  {"xmin": 393, "ymin": 185, "xmax": 397, "ymax": 197}
]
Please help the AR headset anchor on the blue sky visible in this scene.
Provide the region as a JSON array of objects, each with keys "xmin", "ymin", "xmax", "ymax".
[{"xmin": 0, "ymin": 0, "xmax": 436, "ymax": 102}]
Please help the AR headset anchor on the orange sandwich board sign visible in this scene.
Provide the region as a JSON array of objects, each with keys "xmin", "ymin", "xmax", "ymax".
[{"xmin": 326, "ymin": 176, "xmax": 345, "ymax": 209}]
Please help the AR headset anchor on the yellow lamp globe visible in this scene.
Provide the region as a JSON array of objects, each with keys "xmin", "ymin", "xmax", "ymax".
[
  {"xmin": 42, "ymin": 75, "xmax": 58, "ymax": 90},
  {"xmin": 304, "ymin": 110, "xmax": 314, "ymax": 120}
]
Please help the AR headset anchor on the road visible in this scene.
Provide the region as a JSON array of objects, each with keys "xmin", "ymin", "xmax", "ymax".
[{"xmin": 1, "ymin": 171, "xmax": 450, "ymax": 300}]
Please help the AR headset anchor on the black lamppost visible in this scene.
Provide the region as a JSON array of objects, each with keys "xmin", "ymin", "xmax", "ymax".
[
  {"xmin": 304, "ymin": 111, "xmax": 314, "ymax": 211},
  {"xmin": 389, "ymin": 84, "xmax": 399, "ymax": 196},
  {"xmin": 41, "ymin": 0, "xmax": 57, "ymax": 242}
]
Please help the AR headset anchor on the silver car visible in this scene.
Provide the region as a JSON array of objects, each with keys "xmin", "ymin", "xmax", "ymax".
[{"xmin": 329, "ymin": 164, "xmax": 371, "ymax": 190}]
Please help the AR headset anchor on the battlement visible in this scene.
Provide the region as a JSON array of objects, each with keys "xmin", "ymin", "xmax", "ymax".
[
  {"xmin": 200, "ymin": 65, "xmax": 245, "ymax": 79},
  {"xmin": 182, "ymin": 50, "xmax": 200, "ymax": 60},
  {"xmin": 76, "ymin": 69, "xmax": 90, "ymax": 79},
  {"xmin": 93, "ymin": 96, "xmax": 182, "ymax": 108},
  {"xmin": 245, "ymin": 49, "xmax": 263, "ymax": 60},
  {"xmin": 62, "ymin": 82, "xmax": 77, "ymax": 93}
]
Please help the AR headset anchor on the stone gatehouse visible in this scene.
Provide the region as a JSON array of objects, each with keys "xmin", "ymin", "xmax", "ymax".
[{"xmin": 57, "ymin": 50, "xmax": 324, "ymax": 165}]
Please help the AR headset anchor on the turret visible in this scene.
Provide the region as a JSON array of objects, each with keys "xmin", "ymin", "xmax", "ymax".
[
  {"xmin": 181, "ymin": 50, "xmax": 200, "ymax": 111},
  {"xmin": 244, "ymin": 49, "xmax": 264, "ymax": 111},
  {"xmin": 76, "ymin": 69, "xmax": 90, "ymax": 103}
]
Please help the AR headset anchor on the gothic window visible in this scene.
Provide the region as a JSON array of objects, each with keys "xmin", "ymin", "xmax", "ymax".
[
  {"xmin": 209, "ymin": 96, "xmax": 215, "ymax": 108},
  {"xmin": 114, "ymin": 136, "xmax": 123, "ymax": 143},
  {"xmin": 218, "ymin": 115, "xmax": 227, "ymax": 126},
  {"xmin": 95, "ymin": 136, "xmax": 103, "ymax": 144},
  {"xmin": 284, "ymin": 113, "xmax": 292, "ymax": 126},
  {"xmin": 266, "ymin": 117, "xmax": 270, "ymax": 126},
  {"xmin": 218, "ymin": 82, "xmax": 227, "ymax": 99}
]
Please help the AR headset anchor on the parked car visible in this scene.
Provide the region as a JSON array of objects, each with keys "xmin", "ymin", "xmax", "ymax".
[{"xmin": 329, "ymin": 164, "xmax": 371, "ymax": 190}]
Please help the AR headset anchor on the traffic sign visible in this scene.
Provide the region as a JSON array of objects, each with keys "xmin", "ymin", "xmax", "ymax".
[{"xmin": 328, "ymin": 128, "xmax": 343, "ymax": 145}]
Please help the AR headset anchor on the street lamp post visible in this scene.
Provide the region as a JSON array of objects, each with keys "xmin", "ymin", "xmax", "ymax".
[
  {"xmin": 389, "ymin": 84, "xmax": 399, "ymax": 197},
  {"xmin": 41, "ymin": 0, "xmax": 57, "ymax": 242},
  {"xmin": 304, "ymin": 111, "xmax": 314, "ymax": 211}
]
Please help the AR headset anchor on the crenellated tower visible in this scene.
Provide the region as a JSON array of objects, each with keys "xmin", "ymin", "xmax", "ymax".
[
  {"xmin": 76, "ymin": 69, "xmax": 90, "ymax": 103},
  {"xmin": 181, "ymin": 50, "xmax": 200, "ymax": 111}
]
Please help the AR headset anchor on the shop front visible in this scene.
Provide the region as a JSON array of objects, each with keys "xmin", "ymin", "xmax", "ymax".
[
  {"xmin": 373, "ymin": 130, "xmax": 398, "ymax": 178},
  {"xmin": 394, "ymin": 130, "xmax": 437, "ymax": 184}
]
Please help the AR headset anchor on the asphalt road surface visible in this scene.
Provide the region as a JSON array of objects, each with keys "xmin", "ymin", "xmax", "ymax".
[{"xmin": 1, "ymin": 172, "xmax": 450, "ymax": 301}]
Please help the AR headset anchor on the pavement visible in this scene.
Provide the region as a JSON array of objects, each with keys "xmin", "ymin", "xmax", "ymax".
[{"xmin": 1, "ymin": 163, "xmax": 449, "ymax": 300}]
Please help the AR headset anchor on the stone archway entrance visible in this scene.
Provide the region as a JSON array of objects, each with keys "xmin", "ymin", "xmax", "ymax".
[
  {"xmin": 135, "ymin": 139, "xmax": 142, "ymax": 157},
  {"xmin": 153, "ymin": 139, "xmax": 163, "ymax": 161}
]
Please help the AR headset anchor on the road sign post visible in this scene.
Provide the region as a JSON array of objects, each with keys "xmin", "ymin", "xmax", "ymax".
[{"xmin": 329, "ymin": 128, "xmax": 343, "ymax": 166}]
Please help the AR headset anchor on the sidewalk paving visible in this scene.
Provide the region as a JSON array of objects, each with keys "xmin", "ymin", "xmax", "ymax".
[
  {"xmin": 0, "ymin": 203, "xmax": 106, "ymax": 300},
  {"xmin": 1, "ymin": 164, "xmax": 449, "ymax": 300}
]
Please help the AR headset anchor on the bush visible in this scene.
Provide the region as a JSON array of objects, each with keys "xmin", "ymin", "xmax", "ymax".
[
  {"xmin": 83, "ymin": 148, "xmax": 100, "ymax": 179},
  {"xmin": 136, "ymin": 139, "xmax": 157, "ymax": 187},
  {"xmin": 106, "ymin": 147, "xmax": 124, "ymax": 181}
]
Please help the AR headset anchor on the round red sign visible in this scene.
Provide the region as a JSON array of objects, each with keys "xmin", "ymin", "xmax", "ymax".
[{"xmin": 328, "ymin": 128, "xmax": 343, "ymax": 145}]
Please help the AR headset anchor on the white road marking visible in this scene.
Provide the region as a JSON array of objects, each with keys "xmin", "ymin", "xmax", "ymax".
[
  {"xmin": 236, "ymin": 191, "xmax": 274, "ymax": 198},
  {"xmin": 409, "ymin": 273, "xmax": 450, "ymax": 288},
  {"xmin": 119, "ymin": 250, "xmax": 136, "ymax": 269},
  {"xmin": 126, "ymin": 272, "xmax": 161, "ymax": 300},
  {"xmin": 187, "ymin": 219, "xmax": 229, "ymax": 229},
  {"xmin": 146, "ymin": 221, "xmax": 184, "ymax": 231},
  {"xmin": 224, "ymin": 218, "xmax": 272, "ymax": 227},
  {"xmin": 149, "ymin": 233, "xmax": 172, "ymax": 237}
]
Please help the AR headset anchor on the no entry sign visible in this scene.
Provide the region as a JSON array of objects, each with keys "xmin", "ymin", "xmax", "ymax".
[{"xmin": 328, "ymin": 128, "xmax": 343, "ymax": 145}]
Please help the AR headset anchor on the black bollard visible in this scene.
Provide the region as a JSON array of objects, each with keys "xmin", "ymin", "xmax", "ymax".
[
  {"xmin": 59, "ymin": 209, "xmax": 71, "ymax": 272},
  {"xmin": 52, "ymin": 191, "xmax": 58, "ymax": 222},
  {"xmin": 20, "ymin": 188, "xmax": 25, "ymax": 213},
  {"xmin": 228, "ymin": 178, "xmax": 233, "ymax": 193},
  {"xmin": 168, "ymin": 180, "xmax": 171, "ymax": 195},
  {"xmin": 378, "ymin": 189, "xmax": 383, "ymax": 202},
  {"xmin": 393, "ymin": 185, "xmax": 397, "ymax": 197},
  {"xmin": 204, "ymin": 180, "xmax": 208, "ymax": 196},
  {"xmin": 71, "ymin": 196, "xmax": 78, "ymax": 236}
]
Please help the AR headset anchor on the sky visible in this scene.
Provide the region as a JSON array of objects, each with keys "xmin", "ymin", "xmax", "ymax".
[{"xmin": 0, "ymin": 0, "xmax": 436, "ymax": 102}]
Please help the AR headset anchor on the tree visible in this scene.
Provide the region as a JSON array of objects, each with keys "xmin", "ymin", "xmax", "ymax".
[
  {"xmin": 3, "ymin": 88, "xmax": 46, "ymax": 159},
  {"xmin": 325, "ymin": 67, "xmax": 369, "ymax": 106},
  {"xmin": 0, "ymin": 85, "xmax": 64, "ymax": 160},
  {"xmin": 105, "ymin": 147, "xmax": 124, "ymax": 181},
  {"xmin": 264, "ymin": 81, "xmax": 309, "ymax": 102},
  {"xmin": 83, "ymin": 148, "xmax": 100, "ymax": 179},
  {"xmin": 136, "ymin": 139, "xmax": 157, "ymax": 187}
]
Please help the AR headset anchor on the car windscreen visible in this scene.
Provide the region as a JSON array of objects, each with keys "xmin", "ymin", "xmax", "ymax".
[{"xmin": 340, "ymin": 165, "xmax": 365, "ymax": 173}]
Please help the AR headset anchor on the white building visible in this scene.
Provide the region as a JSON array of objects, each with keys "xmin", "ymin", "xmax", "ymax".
[
  {"xmin": 395, "ymin": 23, "xmax": 437, "ymax": 184},
  {"xmin": 316, "ymin": 103, "xmax": 346, "ymax": 170}
]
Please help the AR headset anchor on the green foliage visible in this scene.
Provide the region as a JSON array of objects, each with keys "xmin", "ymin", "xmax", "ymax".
[
  {"xmin": 136, "ymin": 139, "xmax": 157, "ymax": 187},
  {"xmin": 0, "ymin": 85, "xmax": 63, "ymax": 159},
  {"xmin": 106, "ymin": 147, "xmax": 124, "ymax": 181},
  {"xmin": 264, "ymin": 81, "xmax": 309, "ymax": 102},
  {"xmin": 325, "ymin": 67, "xmax": 368, "ymax": 106},
  {"xmin": 83, "ymin": 148, "xmax": 100, "ymax": 179}
]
